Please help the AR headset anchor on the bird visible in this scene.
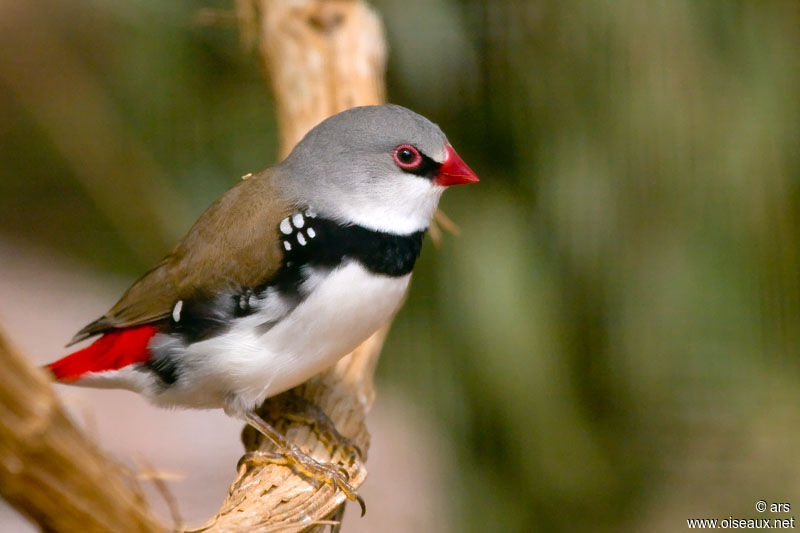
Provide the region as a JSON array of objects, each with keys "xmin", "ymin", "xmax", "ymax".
[{"xmin": 45, "ymin": 104, "xmax": 478, "ymax": 508}]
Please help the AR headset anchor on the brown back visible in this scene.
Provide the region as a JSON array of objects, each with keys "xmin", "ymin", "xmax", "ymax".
[{"xmin": 70, "ymin": 170, "xmax": 293, "ymax": 343}]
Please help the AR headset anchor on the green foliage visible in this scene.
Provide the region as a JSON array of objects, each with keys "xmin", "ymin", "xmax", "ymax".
[{"xmin": 383, "ymin": 1, "xmax": 800, "ymax": 530}]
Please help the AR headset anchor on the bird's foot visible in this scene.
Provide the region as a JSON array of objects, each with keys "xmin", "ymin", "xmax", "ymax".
[
  {"xmin": 243, "ymin": 410, "xmax": 366, "ymax": 516},
  {"xmin": 274, "ymin": 392, "xmax": 363, "ymax": 463},
  {"xmin": 237, "ymin": 449, "xmax": 364, "ymax": 513}
]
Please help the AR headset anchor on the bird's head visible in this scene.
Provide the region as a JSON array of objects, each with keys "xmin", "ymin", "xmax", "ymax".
[{"xmin": 279, "ymin": 104, "xmax": 478, "ymax": 234}]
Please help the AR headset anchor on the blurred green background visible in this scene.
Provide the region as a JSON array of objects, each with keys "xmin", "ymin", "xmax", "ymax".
[{"xmin": 1, "ymin": 1, "xmax": 799, "ymax": 531}]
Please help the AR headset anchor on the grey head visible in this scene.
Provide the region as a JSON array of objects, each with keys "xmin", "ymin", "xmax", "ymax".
[{"xmin": 277, "ymin": 104, "xmax": 453, "ymax": 235}]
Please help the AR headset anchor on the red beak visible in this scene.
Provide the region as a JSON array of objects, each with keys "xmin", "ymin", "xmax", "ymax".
[{"xmin": 435, "ymin": 145, "xmax": 479, "ymax": 186}]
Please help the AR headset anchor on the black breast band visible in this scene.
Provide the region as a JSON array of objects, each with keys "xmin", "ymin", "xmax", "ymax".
[{"xmin": 279, "ymin": 213, "xmax": 425, "ymax": 277}]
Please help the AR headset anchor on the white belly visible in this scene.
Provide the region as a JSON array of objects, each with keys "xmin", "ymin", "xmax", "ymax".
[{"xmin": 153, "ymin": 261, "xmax": 410, "ymax": 415}]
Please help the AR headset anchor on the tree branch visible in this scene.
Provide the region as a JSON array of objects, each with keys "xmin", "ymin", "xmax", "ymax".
[{"xmin": 0, "ymin": 328, "xmax": 163, "ymax": 533}]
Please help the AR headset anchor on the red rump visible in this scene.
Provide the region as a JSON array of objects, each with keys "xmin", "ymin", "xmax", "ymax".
[{"xmin": 48, "ymin": 325, "xmax": 157, "ymax": 382}]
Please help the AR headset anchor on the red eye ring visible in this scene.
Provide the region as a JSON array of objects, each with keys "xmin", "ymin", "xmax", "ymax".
[{"xmin": 393, "ymin": 144, "xmax": 422, "ymax": 170}]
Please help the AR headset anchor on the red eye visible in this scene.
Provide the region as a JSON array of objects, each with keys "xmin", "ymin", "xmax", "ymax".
[{"xmin": 393, "ymin": 144, "xmax": 422, "ymax": 170}]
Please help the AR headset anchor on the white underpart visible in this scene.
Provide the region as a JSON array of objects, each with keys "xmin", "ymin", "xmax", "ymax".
[
  {"xmin": 77, "ymin": 367, "xmax": 159, "ymax": 392},
  {"xmin": 102, "ymin": 262, "xmax": 410, "ymax": 417}
]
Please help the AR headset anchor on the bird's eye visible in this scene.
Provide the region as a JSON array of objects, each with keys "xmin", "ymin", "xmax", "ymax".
[{"xmin": 393, "ymin": 144, "xmax": 422, "ymax": 170}]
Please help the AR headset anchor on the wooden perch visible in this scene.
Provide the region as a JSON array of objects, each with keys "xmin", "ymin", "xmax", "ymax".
[
  {"xmin": 236, "ymin": 0, "xmax": 386, "ymax": 159},
  {"xmin": 0, "ymin": 328, "xmax": 162, "ymax": 533},
  {"xmin": 198, "ymin": 1, "xmax": 389, "ymax": 531}
]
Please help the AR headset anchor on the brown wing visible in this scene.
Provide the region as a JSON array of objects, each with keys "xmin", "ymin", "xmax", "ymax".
[{"xmin": 69, "ymin": 170, "xmax": 293, "ymax": 345}]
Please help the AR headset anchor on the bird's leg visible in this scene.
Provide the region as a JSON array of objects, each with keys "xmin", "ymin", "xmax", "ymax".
[
  {"xmin": 240, "ymin": 410, "xmax": 366, "ymax": 516},
  {"xmin": 271, "ymin": 392, "xmax": 363, "ymax": 463}
]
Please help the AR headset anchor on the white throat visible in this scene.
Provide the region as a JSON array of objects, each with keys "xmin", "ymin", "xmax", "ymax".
[{"xmin": 307, "ymin": 177, "xmax": 444, "ymax": 234}]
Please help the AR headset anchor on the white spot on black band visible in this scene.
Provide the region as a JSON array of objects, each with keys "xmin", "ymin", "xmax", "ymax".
[{"xmin": 172, "ymin": 300, "xmax": 183, "ymax": 322}]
